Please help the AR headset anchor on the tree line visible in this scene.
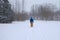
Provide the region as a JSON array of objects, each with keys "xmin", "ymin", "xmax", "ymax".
[
  {"xmin": 0, "ymin": 0, "xmax": 60, "ymax": 23},
  {"xmin": 30, "ymin": 4, "xmax": 60, "ymax": 21}
]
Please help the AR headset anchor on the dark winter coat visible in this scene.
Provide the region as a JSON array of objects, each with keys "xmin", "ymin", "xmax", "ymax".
[{"xmin": 30, "ymin": 17, "xmax": 34, "ymax": 23}]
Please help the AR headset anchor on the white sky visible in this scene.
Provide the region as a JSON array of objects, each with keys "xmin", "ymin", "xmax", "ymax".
[{"xmin": 8, "ymin": 0, "xmax": 60, "ymax": 12}]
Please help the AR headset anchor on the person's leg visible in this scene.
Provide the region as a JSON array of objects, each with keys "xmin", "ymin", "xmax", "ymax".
[{"xmin": 31, "ymin": 22, "xmax": 33, "ymax": 27}]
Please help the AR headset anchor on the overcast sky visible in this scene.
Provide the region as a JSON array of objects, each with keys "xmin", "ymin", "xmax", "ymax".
[{"xmin": 8, "ymin": 0, "xmax": 60, "ymax": 12}]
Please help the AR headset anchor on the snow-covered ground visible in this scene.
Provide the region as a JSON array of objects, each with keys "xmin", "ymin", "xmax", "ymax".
[{"xmin": 0, "ymin": 20, "xmax": 60, "ymax": 40}]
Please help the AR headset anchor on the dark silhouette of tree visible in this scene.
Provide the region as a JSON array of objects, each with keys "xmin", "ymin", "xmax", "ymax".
[
  {"xmin": 0, "ymin": 0, "xmax": 14, "ymax": 23},
  {"xmin": 3, "ymin": 0, "xmax": 9, "ymax": 3}
]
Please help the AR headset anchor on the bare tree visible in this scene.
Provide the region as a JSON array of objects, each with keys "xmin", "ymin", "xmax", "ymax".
[
  {"xmin": 30, "ymin": 4, "xmax": 56, "ymax": 20},
  {"xmin": 30, "ymin": 4, "xmax": 39, "ymax": 19}
]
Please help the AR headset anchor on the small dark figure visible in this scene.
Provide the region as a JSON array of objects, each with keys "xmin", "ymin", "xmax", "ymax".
[{"xmin": 30, "ymin": 17, "xmax": 34, "ymax": 27}]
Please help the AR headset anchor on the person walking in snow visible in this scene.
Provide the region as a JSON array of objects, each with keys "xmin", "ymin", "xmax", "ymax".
[{"xmin": 30, "ymin": 17, "xmax": 34, "ymax": 27}]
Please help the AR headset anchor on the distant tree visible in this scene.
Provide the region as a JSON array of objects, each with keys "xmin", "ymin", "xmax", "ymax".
[
  {"xmin": 14, "ymin": 11, "xmax": 29, "ymax": 21},
  {"xmin": 30, "ymin": 4, "xmax": 56, "ymax": 20},
  {"xmin": 0, "ymin": 0, "xmax": 14, "ymax": 23},
  {"xmin": 3, "ymin": 0, "xmax": 9, "ymax": 3},
  {"xmin": 30, "ymin": 4, "xmax": 39, "ymax": 19},
  {"xmin": 38, "ymin": 5, "xmax": 54, "ymax": 20},
  {"xmin": 54, "ymin": 9, "xmax": 60, "ymax": 21},
  {"xmin": 19, "ymin": 12, "xmax": 29, "ymax": 21}
]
